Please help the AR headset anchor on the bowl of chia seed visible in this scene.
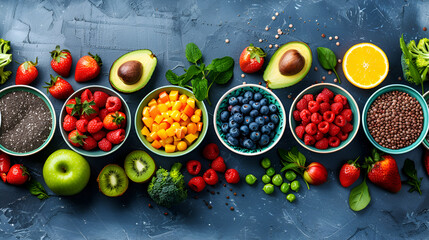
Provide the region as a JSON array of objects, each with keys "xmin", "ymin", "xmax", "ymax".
[
  {"xmin": 362, "ymin": 84, "xmax": 429, "ymax": 154},
  {"xmin": 0, "ymin": 85, "xmax": 56, "ymax": 156},
  {"xmin": 422, "ymin": 91, "xmax": 429, "ymax": 150}
]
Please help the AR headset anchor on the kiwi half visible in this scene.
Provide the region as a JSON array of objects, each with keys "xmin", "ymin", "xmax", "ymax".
[
  {"xmin": 97, "ymin": 164, "xmax": 129, "ymax": 197},
  {"xmin": 124, "ymin": 150, "xmax": 156, "ymax": 183}
]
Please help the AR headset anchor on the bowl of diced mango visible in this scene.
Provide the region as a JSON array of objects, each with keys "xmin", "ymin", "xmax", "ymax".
[{"xmin": 135, "ymin": 85, "xmax": 209, "ymax": 157}]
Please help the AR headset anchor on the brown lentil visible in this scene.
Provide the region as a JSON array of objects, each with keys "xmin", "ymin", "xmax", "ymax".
[
  {"xmin": 424, "ymin": 27, "xmax": 427, "ymax": 31},
  {"xmin": 230, "ymin": 207, "xmax": 234, "ymax": 211}
]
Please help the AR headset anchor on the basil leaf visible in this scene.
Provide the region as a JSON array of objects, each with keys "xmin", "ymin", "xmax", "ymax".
[
  {"xmin": 317, "ymin": 47, "xmax": 337, "ymax": 70},
  {"xmin": 191, "ymin": 78, "xmax": 208, "ymax": 101},
  {"xmin": 165, "ymin": 70, "xmax": 179, "ymax": 84},
  {"xmin": 207, "ymin": 57, "xmax": 234, "ymax": 72},
  {"xmin": 402, "ymin": 159, "xmax": 422, "ymax": 194},
  {"xmin": 213, "ymin": 68, "xmax": 233, "ymax": 84},
  {"xmin": 349, "ymin": 178, "xmax": 371, "ymax": 211},
  {"xmin": 280, "ymin": 163, "xmax": 299, "ymax": 172},
  {"xmin": 185, "ymin": 43, "xmax": 202, "ymax": 63},
  {"xmin": 27, "ymin": 179, "xmax": 49, "ymax": 200}
]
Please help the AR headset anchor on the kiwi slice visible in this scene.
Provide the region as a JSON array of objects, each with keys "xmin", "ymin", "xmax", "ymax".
[
  {"xmin": 124, "ymin": 150, "xmax": 156, "ymax": 183},
  {"xmin": 97, "ymin": 164, "xmax": 129, "ymax": 197}
]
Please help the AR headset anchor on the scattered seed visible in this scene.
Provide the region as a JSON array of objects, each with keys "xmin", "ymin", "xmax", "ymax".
[
  {"xmin": 288, "ymin": 95, "xmax": 292, "ymax": 99},
  {"xmin": 225, "ymin": 203, "xmax": 229, "ymax": 206},
  {"xmin": 334, "ymin": 78, "xmax": 338, "ymax": 83},
  {"xmin": 241, "ymin": 74, "xmax": 245, "ymax": 78},
  {"xmin": 259, "ymin": 39, "xmax": 263, "ymax": 43},
  {"xmin": 321, "ymin": 34, "xmax": 326, "ymax": 38},
  {"xmin": 322, "ymin": 76, "xmax": 326, "ymax": 80},
  {"xmin": 424, "ymin": 27, "xmax": 427, "ymax": 31},
  {"xmin": 336, "ymin": 42, "xmax": 340, "ymax": 46},
  {"xmin": 314, "ymin": 67, "xmax": 318, "ymax": 71},
  {"xmin": 398, "ymin": 76, "xmax": 402, "ymax": 81},
  {"xmin": 265, "ymin": 26, "xmax": 269, "ymax": 31},
  {"xmin": 338, "ymin": 59, "xmax": 342, "ymax": 64},
  {"xmin": 289, "ymin": 24, "xmax": 293, "ymax": 28},
  {"xmin": 259, "ymin": 82, "xmax": 262, "ymax": 85},
  {"xmin": 148, "ymin": 203, "xmax": 153, "ymax": 208},
  {"xmin": 230, "ymin": 207, "xmax": 235, "ymax": 211},
  {"xmin": 275, "ymin": 12, "xmax": 279, "ymax": 16},
  {"xmin": 275, "ymin": 35, "xmax": 279, "ymax": 39},
  {"xmin": 164, "ymin": 212, "xmax": 168, "ymax": 216},
  {"xmin": 208, "ymin": 205, "xmax": 213, "ymax": 209},
  {"xmin": 328, "ymin": 70, "xmax": 332, "ymax": 75},
  {"xmin": 225, "ymin": 39, "xmax": 230, "ymax": 43},
  {"xmin": 226, "ymin": 196, "xmax": 230, "ymax": 199},
  {"xmin": 230, "ymin": 188, "xmax": 233, "ymax": 191},
  {"xmin": 334, "ymin": 36, "xmax": 339, "ymax": 40},
  {"xmin": 210, "ymin": 191, "xmax": 215, "ymax": 195},
  {"xmin": 242, "ymin": 82, "xmax": 246, "ymax": 85},
  {"xmin": 272, "ymin": 16, "xmax": 276, "ymax": 20},
  {"xmin": 329, "ymin": 36, "xmax": 333, "ymax": 40},
  {"xmin": 233, "ymin": 192, "xmax": 237, "ymax": 196},
  {"xmin": 269, "ymin": 44, "xmax": 273, "ymax": 48},
  {"xmin": 223, "ymin": 184, "xmax": 226, "ymax": 187},
  {"xmin": 275, "ymin": 44, "xmax": 279, "ymax": 48}
]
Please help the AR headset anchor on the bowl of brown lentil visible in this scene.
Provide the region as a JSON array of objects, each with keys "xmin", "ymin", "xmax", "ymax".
[
  {"xmin": 0, "ymin": 85, "xmax": 56, "ymax": 156},
  {"xmin": 362, "ymin": 84, "xmax": 429, "ymax": 154},
  {"xmin": 421, "ymin": 91, "xmax": 429, "ymax": 150}
]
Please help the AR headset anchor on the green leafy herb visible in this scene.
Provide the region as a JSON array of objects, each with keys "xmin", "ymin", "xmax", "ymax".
[
  {"xmin": 316, "ymin": 47, "xmax": 341, "ymax": 83},
  {"xmin": 400, "ymin": 35, "xmax": 425, "ymax": 93},
  {"xmin": 26, "ymin": 179, "xmax": 49, "ymax": 200},
  {"xmin": 349, "ymin": 178, "xmax": 371, "ymax": 211},
  {"xmin": 402, "ymin": 158, "xmax": 422, "ymax": 194},
  {"xmin": 278, "ymin": 147, "xmax": 309, "ymax": 188},
  {"xmin": 0, "ymin": 38, "xmax": 12, "ymax": 84},
  {"xmin": 166, "ymin": 43, "xmax": 234, "ymax": 105}
]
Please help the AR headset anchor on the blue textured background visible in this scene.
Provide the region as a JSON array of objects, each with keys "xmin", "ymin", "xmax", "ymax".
[{"xmin": 1, "ymin": 0, "xmax": 429, "ymax": 239}]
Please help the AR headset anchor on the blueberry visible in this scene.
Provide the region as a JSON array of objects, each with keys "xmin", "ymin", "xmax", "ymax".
[
  {"xmin": 240, "ymin": 125, "xmax": 250, "ymax": 136},
  {"xmin": 237, "ymin": 96, "xmax": 244, "ymax": 104},
  {"xmin": 270, "ymin": 114, "xmax": 279, "ymax": 125},
  {"xmin": 220, "ymin": 111, "xmax": 230, "ymax": 122},
  {"xmin": 231, "ymin": 105, "xmax": 241, "ymax": 114},
  {"xmin": 267, "ymin": 122, "xmax": 276, "ymax": 130},
  {"xmin": 259, "ymin": 134, "xmax": 270, "ymax": 146},
  {"xmin": 233, "ymin": 113, "xmax": 244, "ymax": 123},
  {"xmin": 260, "ymin": 98, "xmax": 268, "ymax": 106},
  {"xmin": 230, "ymin": 127, "xmax": 240, "ymax": 138},
  {"xmin": 251, "ymin": 102, "xmax": 261, "ymax": 111},
  {"xmin": 249, "ymin": 100, "xmax": 255, "ymax": 106},
  {"xmin": 269, "ymin": 104, "xmax": 277, "ymax": 113},
  {"xmin": 241, "ymin": 104, "xmax": 252, "ymax": 114},
  {"xmin": 229, "ymin": 118, "xmax": 239, "ymax": 128},
  {"xmin": 250, "ymin": 131, "xmax": 261, "ymax": 141},
  {"xmin": 229, "ymin": 97, "xmax": 238, "ymax": 106},
  {"xmin": 244, "ymin": 91, "xmax": 254, "ymax": 100},
  {"xmin": 226, "ymin": 133, "xmax": 231, "ymax": 139},
  {"xmin": 243, "ymin": 139, "xmax": 255, "ymax": 149},
  {"xmin": 261, "ymin": 125, "xmax": 271, "ymax": 135},
  {"xmin": 263, "ymin": 115, "xmax": 270, "ymax": 124},
  {"xmin": 221, "ymin": 123, "xmax": 229, "ymax": 133},
  {"xmin": 239, "ymin": 138, "xmax": 245, "ymax": 147},
  {"xmin": 260, "ymin": 106, "xmax": 269, "ymax": 115},
  {"xmin": 269, "ymin": 131, "xmax": 276, "ymax": 139},
  {"xmin": 242, "ymin": 98, "xmax": 250, "ymax": 104},
  {"xmin": 249, "ymin": 122, "xmax": 259, "ymax": 131},
  {"xmin": 254, "ymin": 92, "xmax": 263, "ymax": 101},
  {"xmin": 244, "ymin": 116, "xmax": 254, "ymax": 125},
  {"xmin": 250, "ymin": 109, "xmax": 259, "ymax": 118},
  {"xmin": 228, "ymin": 136, "xmax": 239, "ymax": 146},
  {"xmin": 255, "ymin": 116, "xmax": 265, "ymax": 126}
]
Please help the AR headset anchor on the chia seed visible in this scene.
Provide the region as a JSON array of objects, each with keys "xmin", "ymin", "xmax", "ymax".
[{"xmin": 0, "ymin": 91, "xmax": 52, "ymax": 153}]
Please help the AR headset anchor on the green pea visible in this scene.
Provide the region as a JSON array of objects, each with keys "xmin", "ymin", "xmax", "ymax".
[
  {"xmin": 263, "ymin": 184, "xmax": 275, "ymax": 194},
  {"xmin": 280, "ymin": 183, "xmax": 290, "ymax": 194},
  {"xmin": 286, "ymin": 193, "xmax": 296, "ymax": 202},
  {"xmin": 245, "ymin": 174, "xmax": 257, "ymax": 185},
  {"xmin": 262, "ymin": 174, "xmax": 271, "ymax": 184},
  {"xmin": 266, "ymin": 167, "xmax": 275, "ymax": 177},
  {"xmin": 260, "ymin": 158, "xmax": 271, "ymax": 169},
  {"xmin": 291, "ymin": 180, "xmax": 300, "ymax": 192},
  {"xmin": 285, "ymin": 171, "xmax": 297, "ymax": 181},
  {"xmin": 272, "ymin": 174, "xmax": 283, "ymax": 186}
]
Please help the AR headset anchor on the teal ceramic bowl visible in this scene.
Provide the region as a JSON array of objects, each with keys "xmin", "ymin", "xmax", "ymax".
[
  {"xmin": 214, "ymin": 84, "xmax": 286, "ymax": 156},
  {"xmin": 60, "ymin": 85, "xmax": 131, "ymax": 157},
  {"xmin": 423, "ymin": 91, "xmax": 429, "ymax": 150},
  {"xmin": 289, "ymin": 83, "xmax": 360, "ymax": 153},
  {"xmin": 362, "ymin": 84, "xmax": 429, "ymax": 154},
  {"xmin": 0, "ymin": 85, "xmax": 56, "ymax": 156},
  {"xmin": 135, "ymin": 86, "xmax": 208, "ymax": 157}
]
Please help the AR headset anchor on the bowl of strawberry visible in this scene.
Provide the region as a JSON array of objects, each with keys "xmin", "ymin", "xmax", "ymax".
[
  {"xmin": 289, "ymin": 83, "xmax": 360, "ymax": 153},
  {"xmin": 60, "ymin": 86, "xmax": 131, "ymax": 157}
]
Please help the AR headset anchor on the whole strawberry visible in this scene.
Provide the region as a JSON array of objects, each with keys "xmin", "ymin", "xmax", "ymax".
[
  {"xmin": 339, "ymin": 157, "xmax": 360, "ymax": 188},
  {"xmin": 6, "ymin": 164, "xmax": 30, "ymax": 185},
  {"xmin": 80, "ymin": 100, "xmax": 99, "ymax": 121},
  {"xmin": 15, "ymin": 58, "xmax": 38, "ymax": 85},
  {"xmin": 68, "ymin": 130, "xmax": 86, "ymax": 147},
  {"xmin": 239, "ymin": 44, "xmax": 266, "ymax": 73},
  {"xmin": 75, "ymin": 53, "xmax": 102, "ymax": 82},
  {"xmin": 50, "ymin": 45, "xmax": 72, "ymax": 77},
  {"xmin": 66, "ymin": 97, "xmax": 82, "ymax": 116},
  {"xmin": 366, "ymin": 149, "xmax": 401, "ymax": 193},
  {"xmin": 44, "ymin": 75, "xmax": 74, "ymax": 99}
]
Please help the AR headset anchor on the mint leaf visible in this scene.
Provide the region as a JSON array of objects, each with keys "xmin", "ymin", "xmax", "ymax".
[
  {"xmin": 185, "ymin": 43, "xmax": 202, "ymax": 63},
  {"xmin": 165, "ymin": 70, "xmax": 179, "ymax": 84},
  {"xmin": 27, "ymin": 179, "xmax": 49, "ymax": 200},
  {"xmin": 213, "ymin": 68, "xmax": 233, "ymax": 84},
  {"xmin": 207, "ymin": 57, "xmax": 234, "ymax": 72},
  {"xmin": 191, "ymin": 78, "xmax": 208, "ymax": 101},
  {"xmin": 184, "ymin": 65, "xmax": 201, "ymax": 83}
]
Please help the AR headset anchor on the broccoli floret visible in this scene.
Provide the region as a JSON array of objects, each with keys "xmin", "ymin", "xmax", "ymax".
[
  {"xmin": 0, "ymin": 38, "xmax": 12, "ymax": 84},
  {"xmin": 147, "ymin": 163, "xmax": 187, "ymax": 208}
]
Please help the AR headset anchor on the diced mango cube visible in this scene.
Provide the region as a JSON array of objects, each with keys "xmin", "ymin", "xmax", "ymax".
[
  {"xmin": 149, "ymin": 105, "xmax": 161, "ymax": 119},
  {"xmin": 197, "ymin": 122, "xmax": 203, "ymax": 132},
  {"xmin": 151, "ymin": 140, "xmax": 162, "ymax": 149},
  {"xmin": 159, "ymin": 139, "xmax": 167, "ymax": 147},
  {"xmin": 159, "ymin": 122, "xmax": 170, "ymax": 130},
  {"xmin": 169, "ymin": 91, "xmax": 179, "ymax": 101},
  {"xmin": 141, "ymin": 126, "xmax": 150, "ymax": 136},
  {"xmin": 146, "ymin": 136, "xmax": 154, "ymax": 143},
  {"xmin": 157, "ymin": 103, "xmax": 168, "ymax": 113},
  {"xmin": 183, "ymin": 105, "xmax": 194, "ymax": 117},
  {"xmin": 165, "ymin": 144, "xmax": 176, "ymax": 153},
  {"xmin": 180, "ymin": 113, "xmax": 189, "ymax": 121},
  {"xmin": 165, "ymin": 101, "xmax": 172, "ymax": 109},
  {"xmin": 142, "ymin": 117, "xmax": 154, "ymax": 128},
  {"xmin": 175, "ymin": 127, "xmax": 186, "ymax": 139},
  {"xmin": 194, "ymin": 109, "xmax": 202, "ymax": 117},
  {"xmin": 171, "ymin": 110, "xmax": 181, "ymax": 122},
  {"xmin": 142, "ymin": 107, "xmax": 150, "ymax": 117},
  {"xmin": 163, "ymin": 117, "xmax": 174, "ymax": 125},
  {"xmin": 159, "ymin": 91, "xmax": 169, "ymax": 103},
  {"xmin": 171, "ymin": 122, "xmax": 180, "ymax": 129},
  {"xmin": 154, "ymin": 115, "xmax": 164, "ymax": 124},
  {"xmin": 179, "ymin": 94, "xmax": 188, "ymax": 105},
  {"xmin": 148, "ymin": 99, "xmax": 157, "ymax": 107},
  {"xmin": 184, "ymin": 133, "xmax": 198, "ymax": 145},
  {"xmin": 157, "ymin": 129, "xmax": 168, "ymax": 140},
  {"xmin": 161, "ymin": 112, "xmax": 169, "ymax": 119},
  {"xmin": 165, "ymin": 136, "xmax": 174, "ymax": 144},
  {"xmin": 186, "ymin": 98, "xmax": 195, "ymax": 109},
  {"xmin": 151, "ymin": 123, "xmax": 160, "ymax": 133},
  {"xmin": 166, "ymin": 127, "xmax": 176, "ymax": 137},
  {"xmin": 172, "ymin": 101, "xmax": 182, "ymax": 111}
]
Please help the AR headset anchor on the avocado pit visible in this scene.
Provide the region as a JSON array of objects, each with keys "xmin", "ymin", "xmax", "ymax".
[
  {"xmin": 118, "ymin": 60, "xmax": 143, "ymax": 85},
  {"xmin": 279, "ymin": 49, "xmax": 305, "ymax": 76}
]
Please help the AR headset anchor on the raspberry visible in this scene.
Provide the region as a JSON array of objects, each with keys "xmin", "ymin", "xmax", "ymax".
[
  {"xmin": 305, "ymin": 123, "xmax": 317, "ymax": 135},
  {"xmin": 81, "ymin": 89, "xmax": 94, "ymax": 103},
  {"xmin": 331, "ymin": 102, "xmax": 343, "ymax": 115},
  {"xmin": 93, "ymin": 91, "xmax": 110, "ymax": 108},
  {"xmin": 328, "ymin": 136, "xmax": 341, "ymax": 147},
  {"xmin": 342, "ymin": 122, "xmax": 354, "ymax": 133},
  {"xmin": 202, "ymin": 143, "xmax": 219, "ymax": 160},
  {"xmin": 188, "ymin": 176, "xmax": 206, "ymax": 192},
  {"xmin": 300, "ymin": 120, "xmax": 310, "ymax": 127},
  {"xmin": 293, "ymin": 110, "xmax": 301, "ymax": 121},
  {"xmin": 87, "ymin": 117, "xmax": 103, "ymax": 134},
  {"xmin": 304, "ymin": 134, "xmax": 316, "ymax": 145},
  {"xmin": 334, "ymin": 94, "xmax": 348, "ymax": 105},
  {"xmin": 314, "ymin": 130, "xmax": 324, "ymax": 141},
  {"xmin": 211, "ymin": 156, "xmax": 226, "ymax": 173},
  {"xmin": 186, "ymin": 160, "xmax": 202, "ymax": 175},
  {"xmin": 302, "ymin": 94, "xmax": 314, "ymax": 102},
  {"xmin": 315, "ymin": 138, "xmax": 329, "ymax": 149},
  {"xmin": 98, "ymin": 138, "xmax": 112, "ymax": 152},
  {"xmin": 76, "ymin": 119, "xmax": 88, "ymax": 133},
  {"xmin": 299, "ymin": 109, "xmax": 311, "ymax": 122},
  {"xmin": 295, "ymin": 126, "xmax": 305, "ymax": 139},
  {"xmin": 334, "ymin": 115, "xmax": 347, "ymax": 127},
  {"xmin": 82, "ymin": 136, "xmax": 97, "ymax": 151},
  {"xmin": 340, "ymin": 109, "xmax": 353, "ymax": 122},
  {"xmin": 316, "ymin": 93, "xmax": 330, "ymax": 103},
  {"xmin": 296, "ymin": 98, "xmax": 308, "ymax": 111},
  {"xmin": 105, "ymin": 96, "xmax": 122, "ymax": 113},
  {"xmin": 343, "ymin": 102, "xmax": 351, "ymax": 109},
  {"xmin": 106, "ymin": 129, "xmax": 125, "ymax": 144},
  {"xmin": 321, "ymin": 88, "xmax": 334, "ymax": 99},
  {"xmin": 323, "ymin": 111, "xmax": 335, "ymax": 123},
  {"xmin": 329, "ymin": 123, "xmax": 341, "ymax": 136},
  {"xmin": 92, "ymin": 130, "xmax": 106, "ymax": 141},
  {"xmin": 337, "ymin": 131, "xmax": 349, "ymax": 141},
  {"xmin": 203, "ymin": 169, "xmax": 219, "ymax": 185},
  {"xmin": 319, "ymin": 102, "xmax": 331, "ymax": 113},
  {"xmin": 308, "ymin": 101, "xmax": 320, "ymax": 113},
  {"xmin": 63, "ymin": 114, "xmax": 77, "ymax": 132},
  {"xmin": 310, "ymin": 112, "xmax": 322, "ymax": 124},
  {"xmin": 225, "ymin": 169, "xmax": 240, "ymax": 184},
  {"xmin": 318, "ymin": 121, "xmax": 330, "ymax": 134},
  {"xmin": 99, "ymin": 108, "xmax": 109, "ymax": 122}
]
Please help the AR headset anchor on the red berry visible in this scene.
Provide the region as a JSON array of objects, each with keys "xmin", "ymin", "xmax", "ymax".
[
  {"xmin": 334, "ymin": 94, "xmax": 348, "ymax": 105},
  {"xmin": 81, "ymin": 101, "xmax": 99, "ymax": 121},
  {"xmin": 302, "ymin": 94, "xmax": 314, "ymax": 102},
  {"xmin": 0, "ymin": 152, "xmax": 11, "ymax": 173},
  {"xmin": 106, "ymin": 129, "xmax": 126, "ymax": 145},
  {"xmin": 188, "ymin": 176, "xmax": 206, "ymax": 192},
  {"xmin": 323, "ymin": 111, "xmax": 335, "ymax": 123},
  {"xmin": 343, "ymin": 102, "xmax": 351, "ymax": 109},
  {"xmin": 301, "ymin": 120, "xmax": 310, "ymax": 127},
  {"xmin": 334, "ymin": 115, "xmax": 347, "ymax": 127},
  {"xmin": 186, "ymin": 160, "xmax": 202, "ymax": 175},
  {"xmin": 314, "ymin": 130, "xmax": 324, "ymax": 141},
  {"xmin": 66, "ymin": 98, "xmax": 81, "ymax": 116},
  {"xmin": 329, "ymin": 124, "xmax": 341, "ymax": 136},
  {"xmin": 310, "ymin": 112, "xmax": 322, "ymax": 124},
  {"xmin": 295, "ymin": 126, "xmax": 305, "ymax": 139},
  {"xmin": 340, "ymin": 109, "xmax": 353, "ymax": 122},
  {"xmin": 337, "ymin": 131, "xmax": 349, "ymax": 141},
  {"xmin": 342, "ymin": 122, "xmax": 354, "ymax": 133},
  {"xmin": 225, "ymin": 169, "xmax": 240, "ymax": 184},
  {"xmin": 331, "ymin": 102, "xmax": 343, "ymax": 115},
  {"xmin": 296, "ymin": 98, "xmax": 308, "ymax": 111},
  {"xmin": 319, "ymin": 102, "xmax": 331, "ymax": 114},
  {"xmin": 50, "ymin": 46, "xmax": 72, "ymax": 77},
  {"xmin": 321, "ymin": 88, "xmax": 334, "ymax": 99},
  {"xmin": 304, "ymin": 134, "xmax": 316, "ymax": 145},
  {"xmin": 328, "ymin": 136, "xmax": 341, "ymax": 147},
  {"xmin": 316, "ymin": 93, "xmax": 330, "ymax": 103},
  {"xmin": 6, "ymin": 164, "xmax": 29, "ymax": 185},
  {"xmin": 202, "ymin": 143, "xmax": 219, "ymax": 160},
  {"xmin": 203, "ymin": 169, "xmax": 219, "ymax": 185},
  {"xmin": 293, "ymin": 110, "xmax": 301, "ymax": 121},
  {"xmin": 83, "ymin": 136, "xmax": 97, "ymax": 151},
  {"xmin": 99, "ymin": 108, "xmax": 109, "ymax": 122},
  {"xmin": 1, "ymin": 173, "xmax": 6, "ymax": 183},
  {"xmin": 315, "ymin": 138, "xmax": 329, "ymax": 149},
  {"xmin": 299, "ymin": 109, "xmax": 311, "ymax": 122},
  {"xmin": 308, "ymin": 100, "xmax": 320, "ymax": 113},
  {"xmin": 81, "ymin": 89, "xmax": 94, "ymax": 103},
  {"xmin": 87, "ymin": 117, "xmax": 103, "ymax": 134},
  {"xmin": 211, "ymin": 156, "xmax": 226, "ymax": 173},
  {"xmin": 76, "ymin": 119, "xmax": 88, "ymax": 133},
  {"xmin": 305, "ymin": 123, "xmax": 317, "ymax": 135},
  {"xmin": 68, "ymin": 130, "xmax": 85, "ymax": 147},
  {"xmin": 98, "ymin": 138, "xmax": 112, "ymax": 152},
  {"xmin": 105, "ymin": 96, "xmax": 122, "ymax": 113},
  {"xmin": 93, "ymin": 91, "xmax": 110, "ymax": 108},
  {"xmin": 339, "ymin": 162, "xmax": 360, "ymax": 188},
  {"xmin": 318, "ymin": 121, "xmax": 330, "ymax": 134},
  {"xmin": 63, "ymin": 114, "xmax": 77, "ymax": 132},
  {"xmin": 92, "ymin": 130, "xmax": 106, "ymax": 141}
]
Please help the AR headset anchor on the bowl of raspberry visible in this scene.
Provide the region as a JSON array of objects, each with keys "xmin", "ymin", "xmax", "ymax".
[
  {"xmin": 289, "ymin": 83, "xmax": 360, "ymax": 153},
  {"xmin": 59, "ymin": 85, "xmax": 131, "ymax": 157}
]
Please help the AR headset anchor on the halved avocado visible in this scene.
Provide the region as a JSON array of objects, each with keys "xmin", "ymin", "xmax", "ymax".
[
  {"xmin": 263, "ymin": 42, "xmax": 312, "ymax": 89},
  {"xmin": 109, "ymin": 49, "xmax": 157, "ymax": 93}
]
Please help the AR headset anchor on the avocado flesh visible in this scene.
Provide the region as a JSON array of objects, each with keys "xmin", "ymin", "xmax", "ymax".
[
  {"xmin": 110, "ymin": 49, "xmax": 157, "ymax": 93},
  {"xmin": 263, "ymin": 42, "xmax": 312, "ymax": 89}
]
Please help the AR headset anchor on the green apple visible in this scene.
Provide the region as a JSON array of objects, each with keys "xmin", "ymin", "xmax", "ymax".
[{"xmin": 43, "ymin": 149, "xmax": 90, "ymax": 196}]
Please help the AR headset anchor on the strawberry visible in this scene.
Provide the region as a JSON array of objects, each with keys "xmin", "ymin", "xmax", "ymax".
[
  {"xmin": 68, "ymin": 130, "xmax": 86, "ymax": 147},
  {"xmin": 339, "ymin": 157, "xmax": 360, "ymax": 188},
  {"xmin": 81, "ymin": 89, "xmax": 94, "ymax": 103},
  {"xmin": 98, "ymin": 138, "xmax": 112, "ymax": 152},
  {"xmin": 106, "ymin": 129, "xmax": 125, "ymax": 145},
  {"xmin": 105, "ymin": 96, "xmax": 122, "ymax": 113},
  {"xmin": 76, "ymin": 119, "xmax": 88, "ymax": 133},
  {"xmin": 423, "ymin": 150, "xmax": 429, "ymax": 176},
  {"xmin": 365, "ymin": 149, "xmax": 401, "ymax": 193},
  {"xmin": 75, "ymin": 53, "xmax": 102, "ymax": 82},
  {"xmin": 0, "ymin": 152, "xmax": 11, "ymax": 173},
  {"xmin": 63, "ymin": 114, "xmax": 77, "ymax": 132},
  {"xmin": 91, "ymin": 129, "xmax": 106, "ymax": 141},
  {"xmin": 50, "ymin": 45, "xmax": 72, "ymax": 77},
  {"xmin": 99, "ymin": 108, "xmax": 109, "ymax": 122},
  {"xmin": 239, "ymin": 44, "xmax": 266, "ymax": 73},
  {"xmin": 87, "ymin": 117, "xmax": 103, "ymax": 134},
  {"xmin": 44, "ymin": 75, "xmax": 74, "ymax": 99},
  {"xmin": 94, "ymin": 91, "xmax": 109, "ymax": 108},
  {"xmin": 211, "ymin": 156, "xmax": 226, "ymax": 173},
  {"xmin": 82, "ymin": 136, "xmax": 97, "ymax": 151},
  {"xmin": 80, "ymin": 100, "xmax": 99, "ymax": 121},
  {"xmin": 6, "ymin": 164, "xmax": 29, "ymax": 185},
  {"xmin": 103, "ymin": 111, "xmax": 126, "ymax": 130},
  {"xmin": 66, "ymin": 98, "xmax": 82, "ymax": 116},
  {"xmin": 15, "ymin": 58, "xmax": 38, "ymax": 85}
]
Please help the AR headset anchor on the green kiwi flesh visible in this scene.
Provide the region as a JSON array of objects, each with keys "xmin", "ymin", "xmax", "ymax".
[
  {"xmin": 97, "ymin": 164, "xmax": 129, "ymax": 197},
  {"xmin": 124, "ymin": 150, "xmax": 156, "ymax": 183}
]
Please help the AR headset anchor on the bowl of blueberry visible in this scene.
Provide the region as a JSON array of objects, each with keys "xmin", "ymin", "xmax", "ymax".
[{"xmin": 214, "ymin": 84, "xmax": 286, "ymax": 156}]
